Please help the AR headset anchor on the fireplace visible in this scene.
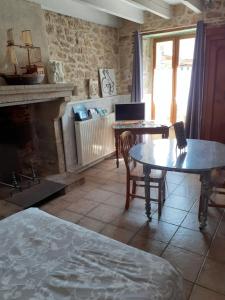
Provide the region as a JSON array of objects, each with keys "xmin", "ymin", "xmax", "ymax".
[{"xmin": 0, "ymin": 83, "xmax": 74, "ymax": 200}]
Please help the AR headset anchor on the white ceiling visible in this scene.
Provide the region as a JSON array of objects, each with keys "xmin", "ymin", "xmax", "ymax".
[{"xmin": 28, "ymin": 0, "xmax": 204, "ymax": 28}]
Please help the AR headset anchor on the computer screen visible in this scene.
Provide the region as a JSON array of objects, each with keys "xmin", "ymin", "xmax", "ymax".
[{"xmin": 115, "ymin": 103, "xmax": 145, "ymax": 121}]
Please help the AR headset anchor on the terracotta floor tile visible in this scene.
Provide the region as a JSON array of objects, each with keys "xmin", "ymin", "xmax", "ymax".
[
  {"xmin": 166, "ymin": 172, "xmax": 185, "ymax": 185},
  {"xmin": 181, "ymin": 212, "xmax": 219, "ymax": 235},
  {"xmin": 79, "ymin": 181, "xmax": 100, "ymax": 192},
  {"xmin": 183, "ymin": 280, "xmax": 193, "ymax": 300},
  {"xmin": 208, "ymin": 236, "xmax": 225, "ymax": 263},
  {"xmin": 95, "ymin": 160, "xmax": 117, "ymax": 171},
  {"xmin": 135, "ymin": 187, "xmax": 158, "ymax": 199},
  {"xmin": 40, "ymin": 200, "xmax": 70, "ymax": 215},
  {"xmin": 152, "ymin": 206, "xmax": 187, "ymax": 226},
  {"xmin": 129, "ymin": 198, "xmax": 158, "ymax": 215},
  {"xmin": 162, "ymin": 245, "xmax": 204, "ymax": 282},
  {"xmin": 138, "ymin": 219, "xmax": 178, "ymax": 243},
  {"xmin": 101, "ymin": 182, "xmax": 126, "ymax": 195},
  {"xmin": 0, "ymin": 200, "xmax": 21, "ymax": 218},
  {"xmin": 173, "ymin": 183, "xmax": 201, "ymax": 198},
  {"xmin": 82, "ymin": 167, "xmax": 101, "ymax": 177},
  {"xmin": 55, "ymin": 209, "xmax": 83, "ymax": 223},
  {"xmin": 190, "ymin": 201, "xmax": 224, "ymax": 222},
  {"xmin": 93, "ymin": 170, "xmax": 114, "ymax": 180},
  {"xmin": 129, "ymin": 235, "xmax": 167, "ymax": 256},
  {"xmin": 166, "ymin": 182, "xmax": 179, "ymax": 196},
  {"xmin": 78, "ymin": 216, "xmax": 106, "ymax": 232},
  {"xmin": 67, "ymin": 198, "xmax": 99, "ymax": 215},
  {"xmin": 190, "ymin": 285, "xmax": 225, "ymax": 300},
  {"xmin": 87, "ymin": 204, "xmax": 124, "ymax": 223},
  {"xmin": 170, "ymin": 227, "xmax": 212, "ymax": 256},
  {"xmin": 101, "ymin": 224, "xmax": 134, "ymax": 244},
  {"xmin": 111, "ymin": 210, "xmax": 147, "ymax": 232},
  {"xmin": 40, "ymin": 204, "xmax": 61, "ymax": 215},
  {"xmin": 85, "ymin": 175, "xmax": 109, "ymax": 185},
  {"xmin": 84, "ymin": 188, "xmax": 113, "ymax": 202},
  {"xmin": 198, "ymin": 258, "xmax": 225, "ymax": 295},
  {"xmin": 216, "ymin": 219, "xmax": 225, "ymax": 239},
  {"xmin": 165, "ymin": 194, "xmax": 196, "ymax": 211},
  {"xmin": 61, "ymin": 189, "xmax": 86, "ymax": 202},
  {"xmin": 103, "ymin": 193, "xmax": 126, "ymax": 208},
  {"xmin": 109, "ymin": 173, "xmax": 126, "ymax": 184}
]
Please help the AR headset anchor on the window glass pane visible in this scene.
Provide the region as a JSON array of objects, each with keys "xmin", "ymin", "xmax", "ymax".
[
  {"xmin": 176, "ymin": 38, "xmax": 195, "ymax": 122},
  {"xmin": 153, "ymin": 40, "xmax": 173, "ymax": 124}
]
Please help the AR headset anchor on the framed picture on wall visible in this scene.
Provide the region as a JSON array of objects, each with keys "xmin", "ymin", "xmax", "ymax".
[{"xmin": 99, "ymin": 68, "xmax": 117, "ymax": 97}]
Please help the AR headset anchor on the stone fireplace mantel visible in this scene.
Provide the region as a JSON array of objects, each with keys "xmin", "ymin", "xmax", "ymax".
[
  {"xmin": 0, "ymin": 83, "xmax": 74, "ymax": 107},
  {"xmin": 0, "ymin": 83, "xmax": 75, "ymax": 176}
]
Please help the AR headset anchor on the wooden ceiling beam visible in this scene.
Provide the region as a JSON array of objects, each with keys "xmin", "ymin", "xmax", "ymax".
[
  {"xmin": 181, "ymin": 0, "xmax": 203, "ymax": 13},
  {"xmin": 124, "ymin": 0, "xmax": 173, "ymax": 19},
  {"xmin": 78, "ymin": 0, "xmax": 144, "ymax": 24}
]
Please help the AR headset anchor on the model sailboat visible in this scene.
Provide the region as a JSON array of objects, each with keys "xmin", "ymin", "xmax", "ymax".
[{"xmin": 0, "ymin": 29, "xmax": 45, "ymax": 85}]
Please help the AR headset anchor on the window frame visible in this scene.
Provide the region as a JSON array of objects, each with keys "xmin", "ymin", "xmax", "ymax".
[{"xmin": 151, "ymin": 34, "xmax": 195, "ymax": 124}]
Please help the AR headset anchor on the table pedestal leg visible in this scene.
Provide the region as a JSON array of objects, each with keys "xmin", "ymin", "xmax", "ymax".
[
  {"xmin": 143, "ymin": 165, "xmax": 151, "ymax": 221},
  {"xmin": 199, "ymin": 172, "xmax": 211, "ymax": 230}
]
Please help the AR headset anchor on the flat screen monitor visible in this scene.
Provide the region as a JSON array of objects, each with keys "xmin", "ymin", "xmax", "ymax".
[{"xmin": 115, "ymin": 103, "xmax": 145, "ymax": 121}]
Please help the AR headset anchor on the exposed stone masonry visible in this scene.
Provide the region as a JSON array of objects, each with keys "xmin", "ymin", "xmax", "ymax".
[
  {"xmin": 44, "ymin": 11, "xmax": 119, "ymax": 99},
  {"xmin": 43, "ymin": 1, "xmax": 225, "ymax": 98}
]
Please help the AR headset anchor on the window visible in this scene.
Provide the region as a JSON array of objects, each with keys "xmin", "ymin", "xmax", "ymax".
[{"xmin": 151, "ymin": 35, "xmax": 195, "ymax": 124}]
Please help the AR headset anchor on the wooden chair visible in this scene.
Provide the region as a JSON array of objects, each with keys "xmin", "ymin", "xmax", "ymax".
[
  {"xmin": 209, "ymin": 169, "xmax": 225, "ymax": 208},
  {"xmin": 120, "ymin": 131, "xmax": 167, "ymax": 218}
]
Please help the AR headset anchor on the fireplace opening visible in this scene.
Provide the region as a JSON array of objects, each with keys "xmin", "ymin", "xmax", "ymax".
[
  {"xmin": 0, "ymin": 105, "xmax": 39, "ymax": 181},
  {"xmin": 0, "ymin": 101, "xmax": 67, "ymax": 206}
]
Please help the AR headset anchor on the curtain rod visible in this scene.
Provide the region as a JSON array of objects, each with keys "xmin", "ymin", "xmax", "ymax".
[
  {"xmin": 139, "ymin": 25, "xmax": 196, "ymax": 36},
  {"xmin": 138, "ymin": 19, "xmax": 225, "ymax": 36}
]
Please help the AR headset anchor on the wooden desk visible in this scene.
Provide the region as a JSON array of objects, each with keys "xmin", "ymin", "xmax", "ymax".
[{"xmin": 112, "ymin": 122, "xmax": 169, "ymax": 168}]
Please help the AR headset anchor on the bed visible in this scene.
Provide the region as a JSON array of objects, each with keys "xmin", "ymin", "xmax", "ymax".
[{"xmin": 0, "ymin": 208, "xmax": 184, "ymax": 300}]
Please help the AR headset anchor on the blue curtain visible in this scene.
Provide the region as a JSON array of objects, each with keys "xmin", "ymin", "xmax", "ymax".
[
  {"xmin": 131, "ymin": 31, "xmax": 143, "ymax": 103},
  {"xmin": 185, "ymin": 21, "xmax": 205, "ymax": 138}
]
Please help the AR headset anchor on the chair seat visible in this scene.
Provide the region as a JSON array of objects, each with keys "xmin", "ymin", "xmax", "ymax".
[
  {"xmin": 211, "ymin": 169, "xmax": 225, "ymax": 186},
  {"xmin": 130, "ymin": 163, "xmax": 166, "ymax": 181}
]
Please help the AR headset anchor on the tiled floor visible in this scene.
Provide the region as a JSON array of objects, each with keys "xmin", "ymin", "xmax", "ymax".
[{"xmin": 1, "ymin": 157, "xmax": 225, "ymax": 299}]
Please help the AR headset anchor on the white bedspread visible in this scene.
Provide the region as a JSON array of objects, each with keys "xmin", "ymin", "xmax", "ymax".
[{"xmin": 0, "ymin": 208, "xmax": 184, "ymax": 300}]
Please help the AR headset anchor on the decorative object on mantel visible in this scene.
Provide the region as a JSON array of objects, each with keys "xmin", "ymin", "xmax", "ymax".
[
  {"xmin": 47, "ymin": 60, "xmax": 65, "ymax": 84},
  {"xmin": 0, "ymin": 28, "xmax": 45, "ymax": 85},
  {"xmin": 87, "ymin": 78, "xmax": 99, "ymax": 99},
  {"xmin": 99, "ymin": 68, "xmax": 117, "ymax": 97}
]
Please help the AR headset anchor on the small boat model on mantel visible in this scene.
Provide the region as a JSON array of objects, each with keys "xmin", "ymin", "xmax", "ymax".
[{"xmin": 0, "ymin": 29, "xmax": 45, "ymax": 85}]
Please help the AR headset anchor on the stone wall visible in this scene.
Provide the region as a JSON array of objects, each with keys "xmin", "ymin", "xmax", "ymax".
[
  {"xmin": 0, "ymin": 0, "xmax": 49, "ymax": 84},
  {"xmin": 119, "ymin": 0, "xmax": 225, "ymax": 95},
  {"xmin": 44, "ymin": 11, "xmax": 120, "ymax": 99},
  {"xmin": 118, "ymin": 21, "xmax": 140, "ymax": 95}
]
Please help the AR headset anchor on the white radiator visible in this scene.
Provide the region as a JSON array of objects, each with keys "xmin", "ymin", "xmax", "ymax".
[{"xmin": 75, "ymin": 113, "xmax": 115, "ymax": 166}]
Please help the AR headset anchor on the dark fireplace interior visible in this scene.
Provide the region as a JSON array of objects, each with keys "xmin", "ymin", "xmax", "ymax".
[
  {"xmin": 0, "ymin": 105, "xmax": 39, "ymax": 182},
  {"xmin": 0, "ymin": 99, "xmax": 63, "ymax": 190}
]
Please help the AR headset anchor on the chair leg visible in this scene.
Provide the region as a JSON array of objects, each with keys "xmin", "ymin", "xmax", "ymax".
[
  {"xmin": 132, "ymin": 180, "xmax": 137, "ymax": 197},
  {"xmin": 125, "ymin": 177, "xmax": 131, "ymax": 210},
  {"xmin": 158, "ymin": 182, "xmax": 162, "ymax": 219},
  {"xmin": 163, "ymin": 180, "xmax": 166, "ymax": 203}
]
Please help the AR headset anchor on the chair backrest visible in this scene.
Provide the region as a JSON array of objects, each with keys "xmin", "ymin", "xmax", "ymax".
[
  {"xmin": 120, "ymin": 131, "xmax": 135, "ymax": 173},
  {"xmin": 173, "ymin": 121, "xmax": 187, "ymax": 150}
]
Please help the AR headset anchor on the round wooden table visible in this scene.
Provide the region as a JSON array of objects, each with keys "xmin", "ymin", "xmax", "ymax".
[{"xmin": 129, "ymin": 138, "xmax": 225, "ymax": 229}]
